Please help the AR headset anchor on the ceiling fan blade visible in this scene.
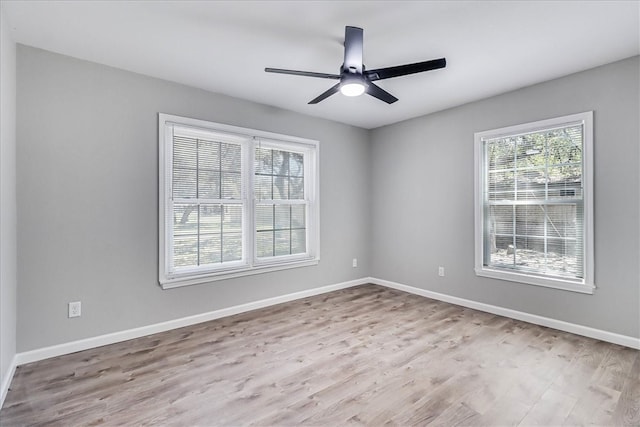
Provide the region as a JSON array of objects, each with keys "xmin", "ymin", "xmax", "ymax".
[
  {"xmin": 365, "ymin": 58, "xmax": 446, "ymax": 81},
  {"xmin": 308, "ymin": 83, "xmax": 341, "ymax": 104},
  {"xmin": 366, "ymin": 82, "xmax": 398, "ymax": 104},
  {"xmin": 343, "ymin": 26, "xmax": 363, "ymax": 74},
  {"xmin": 265, "ymin": 68, "xmax": 341, "ymax": 79}
]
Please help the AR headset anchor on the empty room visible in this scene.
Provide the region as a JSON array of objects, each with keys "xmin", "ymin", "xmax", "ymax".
[{"xmin": 1, "ymin": 1, "xmax": 639, "ymax": 426}]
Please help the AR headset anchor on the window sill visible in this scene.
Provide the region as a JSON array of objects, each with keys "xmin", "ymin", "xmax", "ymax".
[
  {"xmin": 160, "ymin": 258, "xmax": 319, "ymax": 289},
  {"xmin": 475, "ymin": 267, "xmax": 595, "ymax": 294}
]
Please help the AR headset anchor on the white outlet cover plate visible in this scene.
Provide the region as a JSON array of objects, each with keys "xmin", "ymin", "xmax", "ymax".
[{"xmin": 68, "ymin": 301, "xmax": 81, "ymax": 318}]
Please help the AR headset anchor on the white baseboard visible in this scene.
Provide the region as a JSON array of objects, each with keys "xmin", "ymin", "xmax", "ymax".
[
  {"xmin": 14, "ymin": 278, "xmax": 368, "ymax": 367},
  {"xmin": 368, "ymin": 277, "xmax": 640, "ymax": 350},
  {"xmin": 5, "ymin": 275, "xmax": 638, "ymax": 406},
  {"xmin": 0, "ymin": 355, "xmax": 18, "ymax": 410}
]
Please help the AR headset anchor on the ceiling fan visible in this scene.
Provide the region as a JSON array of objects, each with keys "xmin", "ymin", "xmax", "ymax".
[{"xmin": 265, "ymin": 26, "xmax": 446, "ymax": 105}]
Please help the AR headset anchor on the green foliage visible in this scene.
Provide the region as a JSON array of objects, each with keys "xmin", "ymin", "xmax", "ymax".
[{"xmin": 487, "ymin": 125, "xmax": 582, "ymax": 186}]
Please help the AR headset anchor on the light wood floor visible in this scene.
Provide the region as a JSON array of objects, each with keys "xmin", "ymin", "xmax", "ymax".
[{"xmin": 1, "ymin": 284, "xmax": 638, "ymax": 426}]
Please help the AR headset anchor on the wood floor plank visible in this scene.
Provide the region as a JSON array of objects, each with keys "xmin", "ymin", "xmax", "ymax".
[
  {"xmin": 562, "ymin": 384, "xmax": 621, "ymax": 426},
  {"xmin": 518, "ymin": 387, "xmax": 578, "ymax": 426},
  {"xmin": 474, "ymin": 395, "xmax": 532, "ymax": 426},
  {"xmin": 611, "ymin": 354, "xmax": 640, "ymax": 427},
  {"xmin": 592, "ymin": 346, "xmax": 638, "ymax": 392},
  {"xmin": 1, "ymin": 284, "xmax": 638, "ymax": 426}
]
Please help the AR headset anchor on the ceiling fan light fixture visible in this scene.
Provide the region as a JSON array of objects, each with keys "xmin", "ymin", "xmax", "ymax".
[
  {"xmin": 340, "ymin": 80, "xmax": 365, "ymax": 97},
  {"xmin": 265, "ymin": 26, "xmax": 446, "ymax": 104}
]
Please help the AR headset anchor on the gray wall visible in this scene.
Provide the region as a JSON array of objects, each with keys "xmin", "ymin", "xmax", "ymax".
[
  {"xmin": 370, "ymin": 56, "xmax": 640, "ymax": 338},
  {"xmin": 0, "ymin": 6, "xmax": 18, "ymax": 397},
  {"xmin": 14, "ymin": 44, "xmax": 640, "ymax": 354},
  {"xmin": 16, "ymin": 46, "xmax": 371, "ymax": 352}
]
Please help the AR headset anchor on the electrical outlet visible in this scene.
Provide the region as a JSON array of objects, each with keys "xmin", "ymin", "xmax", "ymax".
[
  {"xmin": 68, "ymin": 301, "xmax": 81, "ymax": 318},
  {"xmin": 352, "ymin": 258, "xmax": 358, "ymax": 268},
  {"xmin": 438, "ymin": 266, "xmax": 445, "ymax": 277}
]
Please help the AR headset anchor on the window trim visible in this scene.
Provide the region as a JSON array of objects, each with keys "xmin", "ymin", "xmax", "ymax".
[
  {"xmin": 159, "ymin": 113, "xmax": 320, "ymax": 289},
  {"xmin": 473, "ymin": 111, "xmax": 594, "ymax": 294}
]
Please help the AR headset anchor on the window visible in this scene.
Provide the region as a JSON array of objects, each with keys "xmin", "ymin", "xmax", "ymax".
[
  {"xmin": 159, "ymin": 114, "xmax": 319, "ymax": 288},
  {"xmin": 474, "ymin": 112, "xmax": 594, "ymax": 293}
]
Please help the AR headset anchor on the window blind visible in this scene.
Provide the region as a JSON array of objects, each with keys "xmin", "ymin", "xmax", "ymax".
[
  {"xmin": 171, "ymin": 131, "xmax": 244, "ymax": 271},
  {"xmin": 483, "ymin": 124, "xmax": 584, "ymax": 280},
  {"xmin": 254, "ymin": 146, "xmax": 307, "ymax": 258}
]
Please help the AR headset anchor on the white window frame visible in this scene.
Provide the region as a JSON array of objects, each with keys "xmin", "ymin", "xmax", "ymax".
[
  {"xmin": 474, "ymin": 112, "xmax": 594, "ymax": 294},
  {"xmin": 159, "ymin": 114, "xmax": 319, "ymax": 289}
]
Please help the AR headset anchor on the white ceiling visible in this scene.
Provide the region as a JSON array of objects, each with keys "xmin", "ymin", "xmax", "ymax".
[{"xmin": 3, "ymin": 1, "xmax": 639, "ymax": 129}]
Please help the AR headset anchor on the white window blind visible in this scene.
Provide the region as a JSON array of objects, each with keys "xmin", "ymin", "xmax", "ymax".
[
  {"xmin": 474, "ymin": 112, "xmax": 594, "ymax": 293},
  {"xmin": 171, "ymin": 130, "xmax": 244, "ymax": 271}
]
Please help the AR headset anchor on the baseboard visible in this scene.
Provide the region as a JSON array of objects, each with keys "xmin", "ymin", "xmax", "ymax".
[
  {"xmin": 7, "ymin": 275, "xmax": 638, "ymax": 400},
  {"xmin": 14, "ymin": 278, "xmax": 368, "ymax": 366},
  {"xmin": 368, "ymin": 277, "xmax": 640, "ymax": 350},
  {"xmin": 0, "ymin": 355, "xmax": 18, "ymax": 410}
]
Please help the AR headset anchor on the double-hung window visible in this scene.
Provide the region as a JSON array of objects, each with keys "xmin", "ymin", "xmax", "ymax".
[
  {"xmin": 159, "ymin": 114, "xmax": 319, "ymax": 288},
  {"xmin": 474, "ymin": 112, "xmax": 594, "ymax": 293}
]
